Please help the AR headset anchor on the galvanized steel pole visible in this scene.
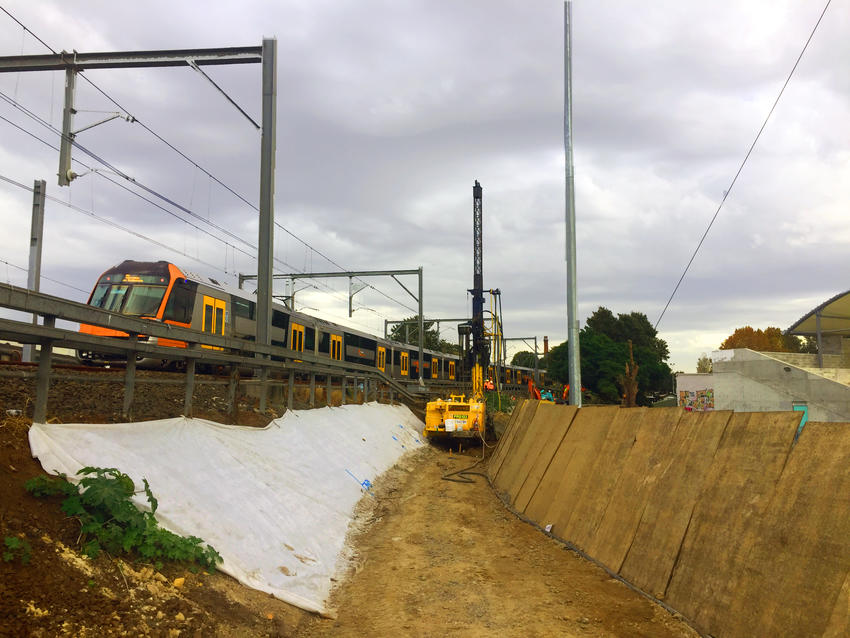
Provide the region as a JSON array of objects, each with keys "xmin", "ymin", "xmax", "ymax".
[
  {"xmin": 22, "ymin": 179, "xmax": 46, "ymax": 363},
  {"xmin": 257, "ymin": 38, "xmax": 277, "ymax": 411},
  {"xmin": 564, "ymin": 2, "xmax": 582, "ymax": 406}
]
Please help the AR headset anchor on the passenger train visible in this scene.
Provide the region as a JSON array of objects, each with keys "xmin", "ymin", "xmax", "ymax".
[{"xmin": 77, "ymin": 260, "xmax": 542, "ymax": 389}]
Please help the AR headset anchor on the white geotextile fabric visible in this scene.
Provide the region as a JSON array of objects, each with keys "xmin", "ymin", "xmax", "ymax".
[{"xmin": 28, "ymin": 402, "xmax": 425, "ymax": 614}]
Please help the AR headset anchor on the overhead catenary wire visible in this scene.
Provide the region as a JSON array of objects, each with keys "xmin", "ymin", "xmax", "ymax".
[
  {"xmin": 0, "ymin": 115, "xmax": 404, "ymax": 335},
  {"xmin": 0, "ymin": 256, "xmax": 89, "ymax": 294},
  {"xmin": 0, "ymin": 103, "xmax": 389, "ymax": 311},
  {"xmin": 654, "ymin": 0, "xmax": 832, "ymax": 330},
  {"xmin": 0, "ymin": 6, "xmax": 418, "ymax": 315}
]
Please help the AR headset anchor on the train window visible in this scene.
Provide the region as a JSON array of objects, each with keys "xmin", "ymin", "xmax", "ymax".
[
  {"xmin": 448, "ymin": 361, "xmax": 455, "ymax": 380},
  {"xmin": 203, "ymin": 305, "xmax": 214, "ymax": 333},
  {"xmin": 331, "ymin": 334, "xmax": 342, "ymax": 361},
  {"xmin": 401, "ymin": 352, "xmax": 409, "ymax": 376},
  {"xmin": 290, "ymin": 323, "xmax": 305, "ymax": 352},
  {"xmin": 214, "ymin": 306, "xmax": 224, "ymax": 335},
  {"xmin": 377, "ymin": 346, "xmax": 386, "ymax": 372},
  {"xmin": 233, "ymin": 297, "xmax": 255, "ymax": 320},
  {"xmin": 305, "ymin": 327, "xmax": 315, "ymax": 352},
  {"xmin": 272, "ymin": 310, "xmax": 288, "ymax": 330},
  {"xmin": 163, "ymin": 281, "xmax": 197, "ymax": 324},
  {"xmin": 506, "ymin": 369, "xmax": 512, "ymax": 384},
  {"xmin": 201, "ymin": 295, "xmax": 226, "ymax": 350},
  {"xmin": 431, "ymin": 357, "xmax": 438, "ymax": 379},
  {"xmin": 318, "ymin": 332, "xmax": 330, "ymax": 354}
]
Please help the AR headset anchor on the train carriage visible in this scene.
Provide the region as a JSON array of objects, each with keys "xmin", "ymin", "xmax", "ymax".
[{"xmin": 78, "ymin": 260, "xmax": 538, "ymax": 390}]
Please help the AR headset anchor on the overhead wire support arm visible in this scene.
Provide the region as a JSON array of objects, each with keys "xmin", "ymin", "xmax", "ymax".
[
  {"xmin": 239, "ymin": 267, "xmax": 427, "ymax": 386},
  {"xmin": 187, "ymin": 59, "xmax": 260, "ymax": 130}
]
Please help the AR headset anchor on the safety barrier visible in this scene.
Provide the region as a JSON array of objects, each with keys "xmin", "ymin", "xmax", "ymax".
[{"xmin": 489, "ymin": 401, "xmax": 850, "ymax": 638}]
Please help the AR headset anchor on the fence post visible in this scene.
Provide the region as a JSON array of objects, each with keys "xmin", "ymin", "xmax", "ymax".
[
  {"xmin": 122, "ymin": 333, "xmax": 137, "ymax": 421},
  {"xmin": 183, "ymin": 347, "xmax": 197, "ymax": 417},
  {"xmin": 287, "ymin": 369, "xmax": 295, "ymax": 410},
  {"xmin": 341, "ymin": 376, "xmax": 347, "ymax": 405},
  {"xmin": 309, "ymin": 372, "xmax": 316, "ymax": 408},
  {"xmin": 326, "ymin": 373, "xmax": 332, "ymax": 407},
  {"xmin": 32, "ymin": 315, "xmax": 55, "ymax": 423},
  {"xmin": 258, "ymin": 366, "xmax": 269, "ymax": 412},
  {"xmin": 228, "ymin": 365, "xmax": 239, "ymax": 422}
]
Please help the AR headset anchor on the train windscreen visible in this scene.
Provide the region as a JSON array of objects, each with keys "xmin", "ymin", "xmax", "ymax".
[{"xmin": 89, "ymin": 282, "xmax": 167, "ymax": 317}]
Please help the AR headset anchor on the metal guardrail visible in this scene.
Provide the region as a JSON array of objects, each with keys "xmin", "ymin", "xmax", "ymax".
[{"xmin": 0, "ymin": 282, "xmax": 438, "ymax": 422}]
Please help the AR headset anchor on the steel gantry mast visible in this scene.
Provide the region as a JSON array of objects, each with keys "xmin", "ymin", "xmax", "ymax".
[
  {"xmin": 469, "ymin": 180, "xmax": 489, "ymax": 398},
  {"xmin": 0, "ymin": 42, "xmax": 277, "ymax": 408}
]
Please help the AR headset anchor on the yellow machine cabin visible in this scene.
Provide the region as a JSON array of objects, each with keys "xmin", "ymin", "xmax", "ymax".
[{"xmin": 424, "ymin": 394, "xmax": 485, "ymax": 438}]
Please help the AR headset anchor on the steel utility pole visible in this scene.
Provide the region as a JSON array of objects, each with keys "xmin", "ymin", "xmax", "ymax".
[
  {"xmin": 564, "ymin": 1, "xmax": 582, "ymax": 407},
  {"xmin": 255, "ymin": 38, "xmax": 277, "ymax": 408},
  {"xmin": 21, "ymin": 179, "xmax": 46, "ymax": 363}
]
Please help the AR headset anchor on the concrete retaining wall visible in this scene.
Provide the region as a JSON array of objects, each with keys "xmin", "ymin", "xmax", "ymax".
[{"xmin": 489, "ymin": 402, "xmax": 850, "ymax": 637}]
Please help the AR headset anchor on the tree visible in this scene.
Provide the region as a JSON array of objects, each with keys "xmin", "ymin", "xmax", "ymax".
[
  {"xmin": 719, "ymin": 326, "xmax": 811, "ymax": 353},
  {"xmin": 619, "ymin": 340, "xmax": 639, "ymax": 407},
  {"xmin": 511, "ymin": 351, "xmax": 539, "ymax": 368},
  {"xmin": 388, "ymin": 316, "xmax": 460, "ymax": 355},
  {"xmin": 696, "ymin": 353, "xmax": 712, "ymax": 373},
  {"xmin": 546, "ymin": 306, "xmax": 672, "ymax": 405}
]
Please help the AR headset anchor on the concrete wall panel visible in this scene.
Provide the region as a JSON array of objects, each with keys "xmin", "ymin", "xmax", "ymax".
[
  {"xmin": 564, "ymin": 407, "xmax": 653, "ymax": 553},
  {"xmin": 523, "ymin": 406, "xmax": 619, "ymax": 534},
  {"xmin": 664, "ymin": 412, "xmax": 798, "ymax": 633},
  {"xmin": 585, "ymin": 407, "xmax": 683, "ymax": 569},
  {"xmin": 513, "ymin": 404, "xmax": 577, "ymax": 513},
  {"xmin": 618, "ymin": 410, "xmax": 731, "ymax": 597},
  {"xmin": 492, "ymin": 402, "xmax": 552, "ymax": 496},
  {"xmin": 487, "ymin": 399, "xmax": 537, "ymax": 482},
  {"xmin": 720, "ymin": 422, "xmax": 850, "ymax": 638}
]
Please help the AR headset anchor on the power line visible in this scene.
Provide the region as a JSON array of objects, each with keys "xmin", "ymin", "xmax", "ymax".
[
  {"xmin": 0, "ymin": 256, "xmax": 89, "ymax": 294},
  {"xmin": 0, "ymin": 173, "xmax": 224, "ymax": 272},
  {"xmin": 654, "ymin": 0, "xmax": 832, "ymax": 330},
  {"xmin": 0, "ymin": 6, "xmax": 417, "ymax": 314},
  {"xmin": 0, "ymin": 115, "xmax": 410, "ymax": 319}
]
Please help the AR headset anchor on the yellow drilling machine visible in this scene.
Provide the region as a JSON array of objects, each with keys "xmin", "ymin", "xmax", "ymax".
[{"xmin": 424, "ymin": 180, "xmax": 489, "ymax": 439}]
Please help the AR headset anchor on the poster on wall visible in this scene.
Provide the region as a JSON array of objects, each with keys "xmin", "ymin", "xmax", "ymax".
[{"xmin": 679, "ymin": 388, "xmax": 714, "ymax": 411}]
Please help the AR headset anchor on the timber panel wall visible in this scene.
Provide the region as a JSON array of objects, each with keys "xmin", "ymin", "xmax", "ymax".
[{"xmin": 488, "ymin": 402, "xmax": 850, "ymax": 638}]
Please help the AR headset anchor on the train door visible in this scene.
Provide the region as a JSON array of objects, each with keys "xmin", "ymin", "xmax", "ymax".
[
  {"xmin": 330, "ymin": 334, "xmax": 342, "ymax": 361},
  {"xmin": 201, "ymin": 295, "xmax": 226, "ymax": 350},
  {"xmin": 377, "ymin": 346, "xmax": 386, "ymax": 373},
  {"xmin": 290, "ymin": 323, "xmax": 305, "ymax": 353},
  {"xmin": 431, "ymin": 357, "xmax": 438, "ymax": 379},
  {"xmin": 448, "ymin": 361, "xmax": 455, "ymax": 380},
  {"xmin": 400, "ymin": 351, "xmax": 409, "ymax": 377}
]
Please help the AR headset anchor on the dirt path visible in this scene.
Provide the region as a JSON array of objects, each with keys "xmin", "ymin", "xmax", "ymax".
[{"xmin": 297, "ymin": 446, "xmax": 699, "ymax": 638}]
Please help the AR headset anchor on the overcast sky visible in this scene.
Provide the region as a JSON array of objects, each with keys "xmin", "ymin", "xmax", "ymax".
[{"xmin": 0, "ymin": 0, "xmax": 847, "ymax": 373}]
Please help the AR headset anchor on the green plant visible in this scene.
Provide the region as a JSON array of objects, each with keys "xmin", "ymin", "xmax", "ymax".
[
  {"xmin": 3, "ymin": 535, "xmax": 32, "ymax": 564},
  {"xmin": 25, "ymin": 467, "xmax": 221, "ymax": 570}
]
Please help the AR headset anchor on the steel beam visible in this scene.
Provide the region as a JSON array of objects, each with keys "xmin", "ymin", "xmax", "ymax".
[{"xmin": 0, "ymin": 47, "xmax": 262, "ymax": 72}]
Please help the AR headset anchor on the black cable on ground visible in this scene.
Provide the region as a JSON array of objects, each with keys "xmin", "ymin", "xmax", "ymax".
[{"xmin": 441, "ymin": 425, "xmax": 494, "ymax": 484}]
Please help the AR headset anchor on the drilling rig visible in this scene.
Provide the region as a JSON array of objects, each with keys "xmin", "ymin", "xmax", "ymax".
[{"xmin": 423, "ymin": 180, "xmax": 489, "ymax": 439}]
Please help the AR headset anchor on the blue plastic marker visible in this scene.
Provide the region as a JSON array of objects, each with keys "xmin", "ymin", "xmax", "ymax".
[{"xmin": 345, "ymin": 469, "xmax": 376, "ymax": 497}]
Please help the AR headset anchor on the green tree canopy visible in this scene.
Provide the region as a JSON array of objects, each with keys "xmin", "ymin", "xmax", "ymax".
[
  {"xmin": 388, "ymin": 316, "xmax": 459, "ymax": 355},
  {"xmin": 511, "ymin": 351, "xmax": 539, "ymax": 368},
  {"xmin": 547, "ymin": 306, "xmax": 673, "ymax": 406}
]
